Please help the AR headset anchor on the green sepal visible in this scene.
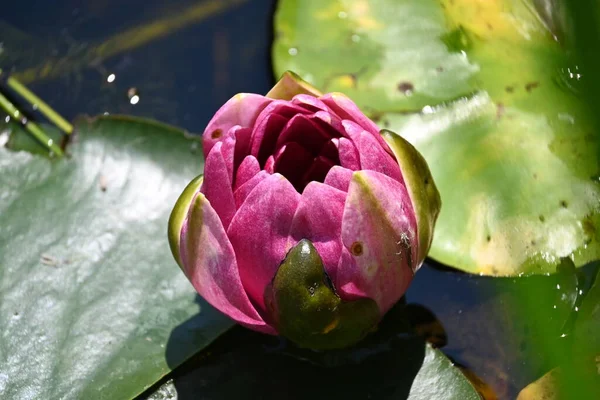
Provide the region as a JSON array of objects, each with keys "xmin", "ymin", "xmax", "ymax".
[
  {"xmin": 381, "ymin": 129, "xmax": 441, "ymax": 267},
  {"xmin": 267, "ymin": 239, "xmax": 380, "ymax": 350},
  {"xmin": 167, "ymin": 174, "xmax": 203, "ymax": 267},
  {"xmin": 266, "ymin": 71, "xmax": 322, "ymax": 100}
]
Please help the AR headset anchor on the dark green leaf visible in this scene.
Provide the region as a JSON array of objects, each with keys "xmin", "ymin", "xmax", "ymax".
[{"xmin": 0, "ymin": 116, "xmax": 233, "ymax": 399}]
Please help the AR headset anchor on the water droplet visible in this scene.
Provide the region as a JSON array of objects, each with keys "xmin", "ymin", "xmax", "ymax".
[
  {"xmin": 107, "ymin": 73, "xmax": 116, "ymax": 83},
  {"xmin": 47, "ymin": 139, "xmax": 53, "ymax": 147},
  {"xmin": 351, "ymin": 34, "xmax": 361, "ymax": 43},
  {"xmin": 553, "ymin": 305, "xmax": 557, "ymax": 309},
  {"xmin": 127, "ymin": 87, "xmax": 140, "ymax": 105},
  {"xmin": 575, "ymin": 306, "xmax": 579, "ymax": 312},
  {"xmin": 32, "ymin": 103, "xmax": 38, "ymax": 110},
  {"xmin": 338, "ymin": 11, "xmax": 348, "ymax": 19},
  {"xmin": 422, "ymin": 105, "xmax": 434, "ymax": 114},
  {"xmin": 4, "ymin": 116, "xmax": 10, "ymax": 123},
  {"xmin": 288, "ymin": 47, "xmax": 298, "ymax": 56},
  {"xmin": 556, "ymin": 284, "xmax": 561, "ymax": 290}
]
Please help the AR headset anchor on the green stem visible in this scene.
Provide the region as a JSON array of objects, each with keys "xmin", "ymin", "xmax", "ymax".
[
  {"xmin": 0, "ymin": 92, "xmax": 64, "ymax": 157},
  {"xmin": 0, "ymin": 68, "xmax": 73, "ymax": 135}
]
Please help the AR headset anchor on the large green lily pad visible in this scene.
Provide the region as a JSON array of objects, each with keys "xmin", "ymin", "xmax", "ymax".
[
  {"xmin": 273, "ymin": 0, "xmax": 600, "ymax": 275},
  {"xmin": 0, "ymin": 116, "xmax": 233, "ymax": 399}
]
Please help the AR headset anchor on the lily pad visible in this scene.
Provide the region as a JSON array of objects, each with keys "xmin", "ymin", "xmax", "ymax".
[
  {"xmin": 273, "ymin": 0, "xmax": 600, "ymax": 275},
  {"xmin": 0, "ymin": 116, "xmax": 233, "ymax": 399}
]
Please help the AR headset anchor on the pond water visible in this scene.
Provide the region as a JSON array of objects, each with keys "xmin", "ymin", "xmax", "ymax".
[{"xmin": 1, "ymin": 1, "xmax": 597, "ymax": 399}]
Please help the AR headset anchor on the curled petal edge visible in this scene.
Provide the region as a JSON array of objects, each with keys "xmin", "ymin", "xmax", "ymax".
[
  {"xmin": 380, "ymin": 129, "xmax": 442, "ymax": 267},
  {"xmin": 267, "ymin": 71, "xmax": 323, "ymax": 101},
  {"xmin": 168, "ymin": 174, "xmax": 204, "ymax": 268}
]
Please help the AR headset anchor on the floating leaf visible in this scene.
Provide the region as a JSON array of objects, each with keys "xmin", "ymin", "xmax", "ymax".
[
  {"xmin": 0, "ymin": 116, "xmax": 233, "ymax": 399},
  {"xmin": 273, "ymin": 0, "xmax": 600, "ymax": 275}
]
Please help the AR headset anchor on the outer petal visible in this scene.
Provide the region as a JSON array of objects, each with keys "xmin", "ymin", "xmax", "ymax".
[
  {"xmin": 201, "ymin": 142, "xmax": 236, "ymax": 229},
  {"xmin": 343, "ymin": 121, "xmax": 404, "ymax": 184},
  {"xmin": 227, "ymin": 174, "xmax": 301, "ymax": 312},
  {"xmin": 168, "ymin": 174, "xmax": 204, "ymax": 268},
  {"xmin": 336, "ymin": 170, "xmax": 418, "ymax": 314},
  {"xmin": 266, "ymin": 71, "xmax": 323, "ymax": 100},
  {"xmin": 381, "ymin": 129, "xmax": 441, "ymax": 268},
  {"xmin": 288, "ymin": 181, "xmax": 346, "ymax": 284},
  {"xmin": 179, "ymin": 192, "xmax": 274, "ymax": 334},
  {"xmin": 233, "ymin": 170, "xmax": 269, "ymax": 208},
  {"xmin": 320, "ymin": 92, "xmax": 380, "ymax": 135},
  {"xmin": 203, "ymin": 94, "xmax": 272, "ymax": 157}
]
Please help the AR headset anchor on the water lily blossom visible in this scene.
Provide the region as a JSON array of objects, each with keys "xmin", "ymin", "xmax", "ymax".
[{"xmin": 168, "ymin": 72, "xmax": 441, "ymax": 349}]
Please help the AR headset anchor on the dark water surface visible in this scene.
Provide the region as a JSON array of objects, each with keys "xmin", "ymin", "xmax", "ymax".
[
  {"xmin": 1, "ymin": 1, "xmax": 595, "ymax": 399},
  {"xmin": 1, "ymin": 0, "xmax": 276, "ymax": 132}
]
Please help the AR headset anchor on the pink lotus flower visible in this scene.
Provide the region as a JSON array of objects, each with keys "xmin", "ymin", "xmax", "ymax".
[{"xmin": 168, "ymin": 72, "xmax": 440, "ymax": 349}]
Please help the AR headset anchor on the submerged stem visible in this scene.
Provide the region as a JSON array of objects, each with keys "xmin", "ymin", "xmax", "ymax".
[{"xmin": 0, "ymin": 91, "xmax": 64, "ymax": 157}]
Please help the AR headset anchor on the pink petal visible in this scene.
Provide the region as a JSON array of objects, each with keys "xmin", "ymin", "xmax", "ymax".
[
  {"xmin": 320, "ymin": 92, "xmax": 380, "ymax": 135},
  {"xmin": 249, "ymin": 113, "xmax": 289, "ymax": 165},
  {"xmin": 201, "ymin": 142, "xmax": 236, "ymax": 229},
  {"xmin": 233, "ymin": 170, "xmax": 269, "ymax": 208},
  {"xmin": 336, "ymin": 170, "xmax": 418, "ymax": 314},
  {"xmin": 220, "ymin": 131, "xmax": 237, "ymax": 182},
  {"xmin": 179, "ymin": 192, "xmax": 275, "ymax": 334},
  {"xmin": 275, "ymin": 114, "xmax": 335, "ymax": 155},
  {"xmin": 313, "ymin": 110, "xmax": 346, "ymax": 137},
  {"xmin": 343, "ymin": 121, "xmax": 404, "ymax": 184},
  {"xmin": 230, "ymin": 126, "xmax": 253, "ymax": 172},
  {"xmin": 264, "ymin": 155, "xmax": 275, "ymax": 174},
  {"xmin": 227, "ymin": 174, "xmax": 301, "ymax": 312},
  {"xmin": 336, "ymin": 137, "xmax": 361, "ymax": 171},
  {"xmin": 324, "ymin": 166, "xmax": 353, "ymax": 193},
  {"xmin": 288, "ymin": 181, "xmax": 346, "ymax": 283},
  {"xmin": 203, "ymin": 94, "xmax": 272, "ymax": 157},
  {"xmin": 234, "ymin": 155, "xmax": 261, "ymax": 191},
  {"xmin": 291, "ymin": 94, "xmax": 329, "ymax": 112}
]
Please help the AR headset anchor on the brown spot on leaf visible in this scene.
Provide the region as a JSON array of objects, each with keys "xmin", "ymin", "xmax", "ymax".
[
  {"xmin": 539, "ymin": 215, "xmax": 546, "ymax": 223},
  {"xmin": 351, "ymin": 241, "xmax": 364, "ymax": 256},
  {"xmin": 397, "ymin": 81, "xmax": 414, "ymax": 95},
  {"xmin": 560, "ymin": 200, "xmax": 568, "ymax": 208},
  {"xmin": 505, "ymin": 86, "xmax": 514, "ymax": 93},
  {"xmin": 525, "ymin": 82, "xmax": 540, "ymax": 92},
  {"xmin": 211, "ymin": 129, "xmax": 223, "ymax": 139}
]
